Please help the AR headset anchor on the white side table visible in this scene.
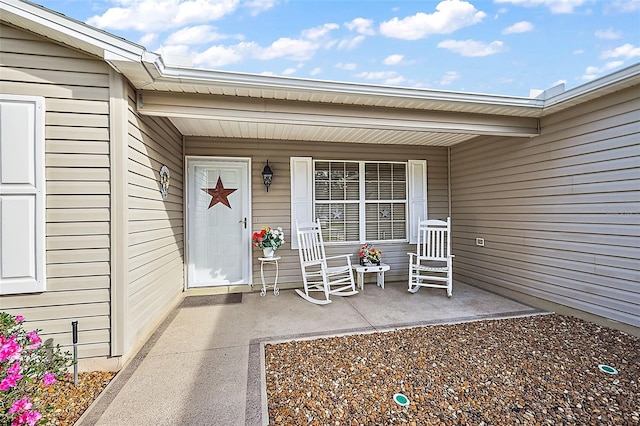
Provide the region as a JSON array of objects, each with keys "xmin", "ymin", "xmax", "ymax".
[
  {"xmin": 352, "ymin": 263, "xmax": 390, "ymax": 293},
  {"xmin": 258, "ymin": 256, "xmax": 281, "ymax": 296}
]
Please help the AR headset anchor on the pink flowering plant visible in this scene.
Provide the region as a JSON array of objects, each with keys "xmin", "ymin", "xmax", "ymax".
[{"xmin": 1, "ymin": 312, "xmax": 73, "ymax": 426}]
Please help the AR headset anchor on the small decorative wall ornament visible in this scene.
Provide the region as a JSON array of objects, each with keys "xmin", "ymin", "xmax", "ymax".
[
  {"xmin": 380, "ymin": 208, "xmax": 390, "ymax": 218},
  {"xmin": 159, "ymin": 165, "xmax": 170, "ymax": 200},
  {"xmin": 332, "ymin": 209, "xmax": 342, "ymax": 219}
]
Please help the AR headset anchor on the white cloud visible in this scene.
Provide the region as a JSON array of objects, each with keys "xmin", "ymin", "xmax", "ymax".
[
  {"xmin": 244, "ymin": 0, "xmax": 278, "ymax": 16},
  {"xmin": 310, "ymin": 67, "xmax": 322, "ymax": 76},
  {"xmin": 158, "ymin": 44, "xmax": 192, "ymax": 58},
  {"xmin": 610, "ymin": 0, "xmax": 640, "ymax": 13},
  {"xmin": 494, "ymin": 0, "xmax": 585, "ymax": 14},
  {"xmin": 336, "ymin": 62, "xmax": 357, "ymax": 71},
  {"xmin": 356, "ymin": 71, "xmax": 399, "ymax": 80},
  {"xmin": 87, "ymin": 0, "xmax": 240, "ymax": 32},
  {"xmin": 337, "ymin": 35, "xmax": 365, "ymax": 50},
  {"xmin": 192, "ymin": 22, "xmax": 342, "ymax": 67},
  {"xmin": 438, "ymin": 39, "xmax": 506, "ymax": 57},
  {"xmin": 256, "ymin": 37, "xmax": 319, "ymax": 61},
  {"xmin": 165, "ymin": 25, "xmax": 228, "ymax": 45},
  {"xmin": 379, "ymin": 0, "xmax": 486, "ymax": 40},
  {"xmin": 139, "ymin": 33, "xmax": 158, "ymax": 46},
  {"xmin": 439, "ymin": 71, "xmax": 461, "ymax": 85},
  {"xmin": 302, "ymin": 23, "xmax": 339, "ymax": 40},
  {"xmin": 384, "ymin": 54, "xmax": 404, "ymax": 65},
  {"xmin": 345, "ymin": 17, "xmax": 375, "ymax": 35},
  {"xmin": 385, "ymin": 75, "xmax": 407, "ymax": 85},
  {"xmin": 595, "ymin": 28, "xmax": 622, "ymax": 39},
  {"xmin": 192, "ymin": 42, "xmax": 253, "ymax": 67},
  {"xmin": 582, "ymin": 61, "xmax": 625, "ymax": 80},
  {"xmin": 282, "ymin": 67, "xmax": 297, "ymax": 75},
  {"xmin": 354, "ymin": 71, "xmax": 405, "ymax": 85},
  {"xmin": 600, "ymin": 43, "xmax": 640, "ymax": 59},
  {"xmin": 502, "ymin": 21, "xmax": 534, "ymax": 34}
]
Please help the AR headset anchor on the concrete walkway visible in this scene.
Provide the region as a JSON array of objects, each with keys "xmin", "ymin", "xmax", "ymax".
[{"xmin": 78, "ymin": 281, "xmax": 542, "ymax": 426}]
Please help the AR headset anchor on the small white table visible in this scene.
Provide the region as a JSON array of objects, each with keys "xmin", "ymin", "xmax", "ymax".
[
  {"xmin": 258, "ymin": 256, "xmax": 281, "ymax": 296},
  {"xmin": 352, "ymin": 263, "xmax": 390, "ymax": 293}
]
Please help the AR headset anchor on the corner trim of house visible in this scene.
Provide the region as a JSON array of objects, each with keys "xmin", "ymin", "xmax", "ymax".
[{"xmin": 109, "ymin": 70, "xmax": 129, "ymax": 356}]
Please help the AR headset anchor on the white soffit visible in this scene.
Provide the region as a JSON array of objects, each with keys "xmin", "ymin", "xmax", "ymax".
[{"xmin": 169, "ymin": 117, "xmax": 479, "ymax": 146}]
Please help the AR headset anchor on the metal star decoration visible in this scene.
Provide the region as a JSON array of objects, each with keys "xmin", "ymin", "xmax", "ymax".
[
  {"xmin": 202, "ymin": 176, "xmax": 237, "ymax": 209},
  {"xmin": 332, "ymin": 209, "xmax": 342, "ymax": 219},
  {"xmin": 380, "ymin": 209, "xmax": 390, "ymax": 218}
]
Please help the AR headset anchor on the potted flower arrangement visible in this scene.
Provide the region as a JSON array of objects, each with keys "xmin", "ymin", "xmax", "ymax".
[
  {"xmin": 359, "ymin": 242, "xmax": 382, "ymax": 266},
  {"xmin": 252, "ymin": 226, "xmax": 285, "ymax": 258}
]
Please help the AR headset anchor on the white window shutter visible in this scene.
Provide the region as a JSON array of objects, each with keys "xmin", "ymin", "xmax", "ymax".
[
  {"xmin": 408, "ymin": 159, "xmax": 427, "ymax": 244},
  {"xmin": 290, "ymin": 157, "xmax": 313, "ymax": 249},
  {"xmin": 0, "ymin": 95, "xmax": 46, "ymax": 294}
]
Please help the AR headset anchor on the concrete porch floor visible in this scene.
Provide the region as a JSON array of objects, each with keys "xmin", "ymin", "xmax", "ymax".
[{"xmin": 78, "ymin": 281, "xmax": 543, "ymax": 426}]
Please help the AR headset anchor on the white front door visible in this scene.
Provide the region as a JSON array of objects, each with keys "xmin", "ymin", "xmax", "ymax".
[{"xmin": 186, "ymin": 157, "xmax": 251, "ymax": 287}]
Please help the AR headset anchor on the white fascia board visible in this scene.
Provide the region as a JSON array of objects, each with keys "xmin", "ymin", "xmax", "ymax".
[
  {"xmin": 1, "ymin": 0, "xmax": 146, "ymax": 62},
  {"xmin": 153, "ymin": 65, "xmax": 545, "ymax": 110}
]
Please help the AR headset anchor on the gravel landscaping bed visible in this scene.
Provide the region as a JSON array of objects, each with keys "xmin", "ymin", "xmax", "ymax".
[
  {"xmin": 265, "ymin": 314, "xmax": 639, "ymax": 425},
  {"xmin": 35, "ymin": 371, "xmax": 116, "ymax": 425}
]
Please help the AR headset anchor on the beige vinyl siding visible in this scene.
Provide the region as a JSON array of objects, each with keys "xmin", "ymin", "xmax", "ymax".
[
  {"xmin": 185, "ymin": 138, "xmax": 449, "ymax": 285},
  {"xmin": 125, "ymin": 84, "xmax": 184, "ymax": 353},
  {"xmin": 0, "ymin": 24, "xmax": 112, "ymax": 358},
  {"xmin": 450, "ymin": 88, "xmax": 640, "ymax": 328}
]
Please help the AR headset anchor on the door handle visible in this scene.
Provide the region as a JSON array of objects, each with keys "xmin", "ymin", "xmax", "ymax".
[{"xmin": 239, "ymin": 218, "xmax": 247, "ymax": 229}]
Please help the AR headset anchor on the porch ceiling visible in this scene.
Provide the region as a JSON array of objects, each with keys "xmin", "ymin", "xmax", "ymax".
[
  {"xmin": 168, "ymin": 117, "xmax": 478, "ymax": 146},
  {"xmin": 172, "ymin": 117, "xmax": 483, "ymax": 146},
  {"xmin": 138, "ymin": 90, "xmax": 540, "ymax": 146}
]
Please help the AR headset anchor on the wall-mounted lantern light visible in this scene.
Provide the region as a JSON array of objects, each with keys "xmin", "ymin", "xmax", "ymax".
[{"xmin": 262, "ymin": 160, "xmax": 273, "ymax": 192}]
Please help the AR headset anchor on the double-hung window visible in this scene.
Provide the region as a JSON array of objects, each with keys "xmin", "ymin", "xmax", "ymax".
[
  {"xmin": 313, "ymin": 160, "xmax": 407, "ymax": 243},
  {"xmin": 291, "ymin": 157, "xmax": 426, "ymax": 248}
]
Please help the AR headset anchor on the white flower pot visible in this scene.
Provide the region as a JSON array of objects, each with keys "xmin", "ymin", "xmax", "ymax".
[{"xmin": 262, "ymin": 247, "xmax": 275, "ymax": 258}]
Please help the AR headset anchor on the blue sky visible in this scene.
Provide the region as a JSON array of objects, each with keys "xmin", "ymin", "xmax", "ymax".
[{"xmin": 36, "ymin": 0, "xmax": 640, "ymax": 96}]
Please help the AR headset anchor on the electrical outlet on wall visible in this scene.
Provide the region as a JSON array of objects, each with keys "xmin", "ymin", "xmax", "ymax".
[{"xmin": 475, "ymin": 237, "xmax": 485, "ymax": 247}]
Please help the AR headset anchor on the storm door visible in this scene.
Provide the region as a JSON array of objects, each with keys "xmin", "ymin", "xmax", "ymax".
[{"xmin": 186, "ymin": 157, "xmax": 251, "ymax": 287}]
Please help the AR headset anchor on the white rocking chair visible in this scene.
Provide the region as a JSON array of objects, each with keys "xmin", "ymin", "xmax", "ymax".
[
  {"xmin": 295, "ymin": 220, "xmax": 358, "ymax": 305},
  {"xmin": 408, "ymin": 217, "xmax": 454, "ymax": 297}
]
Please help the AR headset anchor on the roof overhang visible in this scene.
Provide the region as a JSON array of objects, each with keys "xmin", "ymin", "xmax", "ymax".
[
  {"xmin": 542, "ymin": 64, "xmax": 640, "ymax": 115},
  {"xmin": 0, "ymin": 0, "xmax": 159, "ymax": 86},
  {"xmin": 138, "ymin": 90, "xmax": 540, "ymax": 145},
  {"xmin": 2, "ymin": 0, "xmax": 639, "ymax": 145}
]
